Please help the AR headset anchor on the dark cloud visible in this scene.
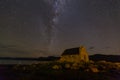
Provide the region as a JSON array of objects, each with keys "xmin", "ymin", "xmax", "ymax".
[
  {"xmin": 89, "ymin": 47, "xmax": 95, "ymax": 50},
  {"xmin": 105, "ymin": 47, "xmax": 111, "ymax": 49},
  {"xmin": 0, "ymin": 43, "xmax": 17, "ymax": 49},
  {"xmin": 5, "ymin": 49, "xmax": 28, "ymax": 54},
  {"xmin": 33, "ymin": 50, "xmax": 48, "ymax": 54},
  {"xmin": 0, "ymin": 43, "xmax": 47, "ymax": 57},
  {"xmin": 0, "ymin": 43, "xmax": 27, "ymax": 54},
  {"xmin": 0, "ymin": 43, "xmax": 46, "ymax": 54}
]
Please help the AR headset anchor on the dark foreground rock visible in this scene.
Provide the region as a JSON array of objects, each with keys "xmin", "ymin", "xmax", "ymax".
[{"xmin": 0, "ymin": 64, "xmax": 120, "ymax": 80}]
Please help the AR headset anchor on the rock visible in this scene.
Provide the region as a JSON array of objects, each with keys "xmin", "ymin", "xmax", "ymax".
[
  {"xmin": 52, "ymin": 65, "xmax": 61, "ymax": 70},
  {"xmin": 65, "ymin": 64, "xmax": 71, "ymax": 69},
  {"xmin": 89, "ymin": 67, "xmax": 99, "ymax": 73}
]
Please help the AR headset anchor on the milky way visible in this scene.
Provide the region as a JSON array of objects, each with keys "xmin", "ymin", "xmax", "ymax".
[{"xmin": 46, "ymin": 0, "xmax": 70, "ymax": 52}]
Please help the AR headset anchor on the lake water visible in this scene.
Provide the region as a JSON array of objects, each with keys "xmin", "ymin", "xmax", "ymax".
[{"xmin": 0, "ymin": 60, "xmax": 46, "ymax": 64}]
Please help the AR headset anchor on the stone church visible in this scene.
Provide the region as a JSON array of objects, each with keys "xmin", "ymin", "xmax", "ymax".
[{"xmin": 59, "ymin": 46, "xmax": 89, "ymax": 63}]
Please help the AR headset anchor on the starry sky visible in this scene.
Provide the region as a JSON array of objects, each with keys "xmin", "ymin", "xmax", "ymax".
[{"xmin": 0, "ymin": 0, "xmax": 120, "ymax": 57}]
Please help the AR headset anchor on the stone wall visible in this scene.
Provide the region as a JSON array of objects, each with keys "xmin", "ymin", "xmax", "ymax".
[{"xmin": 59, "ymin": 46, "xmax": 89, "ymax": 63}]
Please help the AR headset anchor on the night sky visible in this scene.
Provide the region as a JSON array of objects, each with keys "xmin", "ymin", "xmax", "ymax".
[{"xmin": 0, "ymin": 0, "xmax": 120, "ymax": 57}]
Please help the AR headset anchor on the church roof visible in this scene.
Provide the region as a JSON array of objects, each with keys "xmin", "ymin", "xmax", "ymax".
[{"xmin": 62, "ymin": 47, "xmax": 79, "ymax": 55}]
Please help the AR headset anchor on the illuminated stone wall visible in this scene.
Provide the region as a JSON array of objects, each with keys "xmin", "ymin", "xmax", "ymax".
[{"xmin": 60, "ymin": 46, "xmax": 89, "ymax": 63}]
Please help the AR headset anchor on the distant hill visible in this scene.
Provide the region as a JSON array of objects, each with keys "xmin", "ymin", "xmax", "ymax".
[
  {"xmin": 0, "ymin": 54, "xmax": 120, "ymax": 62},
  {"xmin": 38, "ymin": 56, "xmax": 60, "ymax": 61},
  {"xmin": 0, "ymin": 57, "xmax": 38, "ymax": 61},
  {"xmin": 89, "ymin": 54, "xmax": 120, "ymax": 62},
  {"xmin": 0, "ymin": 56, "xmax": 60, "ymax": 61}
]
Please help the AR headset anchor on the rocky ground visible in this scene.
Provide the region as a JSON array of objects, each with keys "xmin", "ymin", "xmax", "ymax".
[{"xmin": 0, "ymin": 61, "xmax": 120, "ymax": 80}]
